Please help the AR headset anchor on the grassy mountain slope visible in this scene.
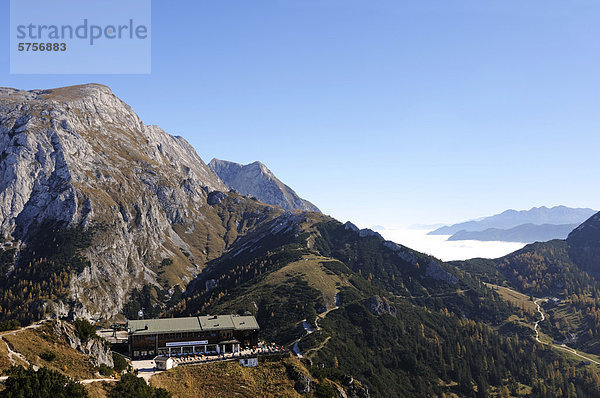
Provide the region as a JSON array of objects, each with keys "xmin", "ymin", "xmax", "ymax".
[{"xmin": 171, "ymin": 214, "xmax": 600, "ymax": 396}]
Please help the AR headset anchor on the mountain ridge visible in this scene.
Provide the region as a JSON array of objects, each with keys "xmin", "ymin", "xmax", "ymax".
[
  {"xmin": 209, "ymin": 158, "xmax": 320, "ymax": 213},
  {"xmin": 447, "ymin": 222, "xmax": 579, "ymax": 243},
  {"xmin": 429, "ymin": 205, "xmax": 596, "ymax": 237},
  {"xmin": 566, "ymin": 211, "xmax": 600, "ymax": 277}
]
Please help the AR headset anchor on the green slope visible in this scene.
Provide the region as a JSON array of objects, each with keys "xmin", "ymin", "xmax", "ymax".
[{"xmin": 171, "ymin": 214, "xmax": 600, "ymax": 397}]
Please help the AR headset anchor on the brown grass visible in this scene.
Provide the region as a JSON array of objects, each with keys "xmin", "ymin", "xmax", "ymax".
[
  {"xmin": 84, "ymin": 381, "xmax": 113, "ymax": 398},
  {"xmin": 263, "ymin": 255, "xmax": 350, "ymax": 309},
  {"xmin": 484, "ymin": 283, "xmax": 538, "ymax": 313},
  {"xmin": 0, "ymin": 337, "xmax": 14, "ymax": 373},
  {"xmin": 218, "ymin": 254, "xmax": 351, "ymax": 313},
  {"xmin": 150, "ymin": 357, "xmax": 303, "ymax": 398},
  {"xmin": 3, "ymin": 324, "xmax": 98, "ymax": 380}
]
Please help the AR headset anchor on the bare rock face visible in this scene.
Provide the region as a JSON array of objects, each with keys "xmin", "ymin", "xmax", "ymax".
[
  {"xmin": 0, "ymin": 84, "xmax": 282, "ymax": 319},
  {"xmin": 285, "ymin": 361, "xmax": 313, "ymax": 395},
  {"xmin": 52, "ymin": 320, "xmax": 113, "ymax": 368},
  {"xmin": 343, "ymin": 375, "xmax": 370, "ymax": 398},
  {"xmin": 366, "ymin": 295, "xmax": 396, "ymax": 317},
  {"xmin": 343, "ymin": 222, "xmax": 383, "ymax": 239},
  {"xmin": 424, "ymin": 261, "xmax": 458, "ymax": 285},
  {"xmin": 0, "ymin": 85, "xmax": 225, "ymax": 238},
  {"xmin": 209, "ymin": 158, "xmax": 320, "ymax": 213}
]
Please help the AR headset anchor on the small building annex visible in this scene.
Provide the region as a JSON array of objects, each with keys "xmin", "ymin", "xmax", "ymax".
[{"xmin": 127, "ymin": 315, "xmax": 259, "ymax": 359}]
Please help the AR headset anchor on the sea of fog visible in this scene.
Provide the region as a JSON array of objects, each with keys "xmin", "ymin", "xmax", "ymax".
[{"xmin": 376, "ymin": 228, "xmax": 527, "ymax": 262}]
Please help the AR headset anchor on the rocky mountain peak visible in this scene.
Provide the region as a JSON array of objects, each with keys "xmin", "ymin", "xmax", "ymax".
[
  {"xmin": 0, "ymin": 83, "xmax": 112, "ymax": 102},
  {"xmin": 251, "ymin": 161, "xmax": 275, "ymax": 176},
  {"xmin": 0, "ymin": 84, "xmax": 227, "ymax": 237},
  {"xmin": 208, "ymin": 158, "xmax": 320, "ymax": 213},
  {"xmin": 0, "ymin": 84, "xmax": 280, "ymax": 319}
]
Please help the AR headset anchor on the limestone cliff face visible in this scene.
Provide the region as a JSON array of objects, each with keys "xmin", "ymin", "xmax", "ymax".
[
  {"xmin": 209, "ymin": 158, "xmax": 320, "ymax": 213},
  {"xmin": 0, "ymin": 84, "xmax": 282, "ymax": 319},
  {"xmin": 52, "ymin": 320, "xmax": 113, "ymax": 368}
]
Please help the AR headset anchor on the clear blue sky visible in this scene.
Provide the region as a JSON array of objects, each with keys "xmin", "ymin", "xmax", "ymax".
[{"xmin": 2, "ymin": 0, "xmax": 599, "ymax": 227}]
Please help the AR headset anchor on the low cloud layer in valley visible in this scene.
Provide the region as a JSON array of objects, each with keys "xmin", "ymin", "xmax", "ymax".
[{"xmin": 377, "ymin": 227, "xmax": 527, "ymax": 261}]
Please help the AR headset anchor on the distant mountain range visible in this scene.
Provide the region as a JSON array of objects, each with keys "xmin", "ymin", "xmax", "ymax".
[
  {"xmin": 208, "ymin": 159, "xmax": 320, "ymax": 213},
  {"xmin": 447, "ymin": 223, "xmax": 579, "ymax": 242},
  {"xmin": 430, "ymin": 206, "xmax": 596, "ymax": 243}
]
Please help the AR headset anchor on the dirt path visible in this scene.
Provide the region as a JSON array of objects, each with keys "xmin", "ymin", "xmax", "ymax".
[
  {"xmin": 314, "ymin": 306, "xmax": 338, "ymax": 330},
  {"xmin": 533, "ymin": 298, "xmax": 600, "ymax": 365},
  {"xmin": 555, "ymin": 344, "xmax": 600, "ymax": 365},
  {"xmin": 0, "ymin": 319, "xmax": 131, "ymax": 387},
  {"xmin": 394, "ymin": 289, "xmax": 472, "ymax": 300},
  {"xmin": 2, "ymin": 337, "xmax": 36, "ymax": 370},
  {"xmin": 534, "ymin": 298, "xmax": 546, "ymax": 343},
  {"xmin": 80, "ymin": 378, "xmax": 118, "ymax": 384},
  {"xmin": 0, "ymin": 320, "xmax": 46, "ymax": 337},
  {"xmin": 0, "ymin": 320, "xmax": 48, "ymax": 371},
  {"xmin": 303, "ymin": 336, "xmax": 331, "ymax": 357},
  {"xmin": 291, "ymin": 320, "xmax": 314, "ymax": 358},
  {"xmin": 291, "ymin": 306, "xmax": 339, "ymax": 358}
]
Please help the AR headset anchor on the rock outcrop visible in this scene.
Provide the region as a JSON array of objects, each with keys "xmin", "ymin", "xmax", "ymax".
[
  {"xmin": 424, "ymin": 261, "xmax": 459, "ymax": 284},
  {"xmin": 366, "ymin": 295, "xmax": 397, "ymax": 317},
  {"xmin": 344, "ymin": 222, "xmax": 383, "ymax": 239},
  {"xmin": 285, "ymin": 360, "xmax": 313, "ymax": 394},
  {"xmin": 52, "ymin": 320, "xmax": 113, "ymax": 367},
  {"xmin": 209, "ymin": 158, "xmax": 320, "ymax": 213},
  {"xmin": 343, "ymin": 375, "xmax": 370, "ymax": 398}
]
